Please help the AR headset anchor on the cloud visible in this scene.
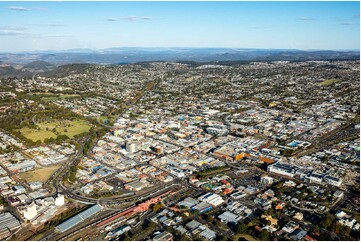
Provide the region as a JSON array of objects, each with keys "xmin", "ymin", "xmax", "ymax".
[
  {"xmin": 353, "ymin": 14, "xmax": 360, "ymax": 18},
  {"xmin": 42, "ymin": 34, "xmax": 73, "ymax": 38},
  {"xmin": 123, "ymin": 16, "xmax": 138, "ymax": 21},
  {"xmin": 108, "ymin": 16, "xmax": 153, "ymax": 22},
  {"xmin": 0, "ymin": 30, "xmax": 25, "ymax": 36},
  {"xmin": 0, "ymin": 26, "xmax": 28, "ymax": 31},
  {"xmin": 5, "ymin": 6, "xmax": 30, "ymax": 11},
  {"xmin": 340, "ymin": 22, "xmax": 354, "ymax": 26},
  {"xmin": 296, "ymin": 17, "xmax": 316, "ymax": 21},
  {"xmin": 31, "ymin": 23, "xmax": 66, "ymax": 27},
  {"xmin": 5, "ymin": 6, "xmax": 48, "ymax": 12}
]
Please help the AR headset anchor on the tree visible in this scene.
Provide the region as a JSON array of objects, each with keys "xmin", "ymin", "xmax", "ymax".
[
  {"xmin": 180, "ymin": 233, "xmax": 190, "ymax": 241},
  {"xmin": 259, "ymin": 230, "xmax": 270, "ymax": 241},
  {"xmin": 320, "ymin": 214, "xmax": 334, "ymax": 229},
  {"xmin": 152, "ymin": 203, "xmax": 163, "ymax": 212},
  {"xmin": 331, "ymin": 222, "xmax": 351, "ymax": 236},
  {"xmin": 236, "ymin": 222, "xmax": 248, "ymax": 234},
  {"xmin": 206, "ymin": 214, "xmax": 214, "ymax": 223}
]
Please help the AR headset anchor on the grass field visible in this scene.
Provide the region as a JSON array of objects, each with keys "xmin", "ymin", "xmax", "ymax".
[
  {"xmin": 19, "ymin": 164, "xmax": 61, "ymax": 183},
  {"xmin": 39, "ymin": 120, "xmax": 91, "ymax": 138},
  {"xmin": 18, "ymin": 119, "xmax": 92, "ymax": 142},
  {"xmin": 320, "ymin": 79, "xmax": 341, "ymax": 86},
  {"xmin": 19, "ymin": 127, "xmax": 57, "ymax": 142}
]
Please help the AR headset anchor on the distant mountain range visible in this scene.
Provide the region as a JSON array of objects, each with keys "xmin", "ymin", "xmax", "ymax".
[{"xmin": 0, "ymin": 48, "xmax": 359, "ymax": 66}]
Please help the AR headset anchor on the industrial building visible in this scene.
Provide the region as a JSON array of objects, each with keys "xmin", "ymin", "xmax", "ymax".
[
  {"xmin": 24, "ymin": 202, "xmax": 37, "ymax": 220},
  {"xmin": 153, "ymin": 231, "xmax": 173, "ymax": 241},
  {"xmin": 0, "ymin": 213, "xmax": 20, "ymax": 240},
  {"xmin": 55, "ymin": 204, "xmax": 102, "ymax": 233},
  {"xmin": 198, "ymin": 193, "xmax": 224, "ymax": 207}
]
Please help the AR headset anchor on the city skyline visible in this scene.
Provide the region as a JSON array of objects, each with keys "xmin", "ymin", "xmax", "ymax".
[{"xmin": 0, "ymin": 1, "xmax": 359, "ymax": 52}]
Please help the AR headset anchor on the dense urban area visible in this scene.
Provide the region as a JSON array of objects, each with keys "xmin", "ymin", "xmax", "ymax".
[{"xmin": 0, "ymin": 59, "xmax": 359, "ymax": 241}]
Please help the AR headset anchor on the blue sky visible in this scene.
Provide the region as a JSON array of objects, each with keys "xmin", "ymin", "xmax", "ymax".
[{"xmin": 0, "ymin": 1, "xmax": 359, "ymax": 51}]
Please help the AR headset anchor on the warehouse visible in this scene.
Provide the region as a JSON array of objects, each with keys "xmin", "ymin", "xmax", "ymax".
[
  {"xmin": 0, "ymin": 212, "xmax": 20, "ymax": 240},
  {"xmin": 55, "ymin": 204, "xmax": 102, "ymax": 233}
]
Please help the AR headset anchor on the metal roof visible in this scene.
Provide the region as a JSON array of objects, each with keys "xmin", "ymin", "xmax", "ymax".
[{"xmin": 55, "ymin": 204, "xmax": 102, "ymax": 233}]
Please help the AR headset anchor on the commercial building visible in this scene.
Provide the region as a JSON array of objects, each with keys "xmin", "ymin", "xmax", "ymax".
[
  {"xmin": 267, "ymin": 162, "xmax": 298, "ymax": 177},
  {"xmin": 198, "ymin": 193, "xmax": 224, "ymax": 207},
  {"xmin": 192, "ymin": 202, "xmax": 213, "ymax": 213},
  {"xmin": 323, "ymin": 175, "xmax": 342, "ymax": 187},
  {"xmin": 218, "ymin": 211, "xmax": 241, "ymax": 224}
]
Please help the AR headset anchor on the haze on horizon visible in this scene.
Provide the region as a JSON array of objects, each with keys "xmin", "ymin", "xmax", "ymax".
[{"xmin": 0, "ymin": 1, "xmax": 359, "ymax": 52}]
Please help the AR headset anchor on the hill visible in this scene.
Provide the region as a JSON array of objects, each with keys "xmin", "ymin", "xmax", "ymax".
[
  {"xmin": 0, "ymin": 48, "xmax": 358, "ymax": 66},
  {"xmin": 23, "ymin": 61, "xmax": 55, "ymax": 71}
]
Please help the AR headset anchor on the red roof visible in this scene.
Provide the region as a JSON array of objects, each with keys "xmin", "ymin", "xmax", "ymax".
[
  {"xmin": 221, "ymin": 179, "xmax": 230, "ymax": 185},
  {"xmin": 304, "ymin": 235, "xmax": 317, "ymax": 241}
]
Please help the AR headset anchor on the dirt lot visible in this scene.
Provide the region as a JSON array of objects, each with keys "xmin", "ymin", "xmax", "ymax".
[{"xmin": 19, "ymin": 164, "xmax": 61, "ymax": 183}]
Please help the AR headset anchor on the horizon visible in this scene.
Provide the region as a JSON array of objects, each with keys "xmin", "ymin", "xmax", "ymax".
[
  {"xmin": 0, "ymin": 1, "xmax": 359, "ymax": 52},
  {"xmin": 1, "ymin": 46, "xmax": 361, "ymax": 54}
]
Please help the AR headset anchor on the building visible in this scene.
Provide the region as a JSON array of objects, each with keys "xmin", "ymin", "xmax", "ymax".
[
  {"xmin": 29, "ymin": 182, "xmax": 43, "ymax": 191},
  {"xmin": 218, "ymin": 211, "xmax": 241, "ymax": 224},
  {"xmin": 199, "ymin": 227, "xmax": 217, "ymax": 240},
  {"xmin": 259, "ymin": 155, "xmax": 278, "ymax": 164},
  {"xmin": 106, "ymin": 225, "xmax": 131, "ymax": 240},
  {"xmin": 126, "ymin": 142, "xmax": 137, "ymax": 153},
  {"xmin": 206, "ymin": 125, "xmax": 228, "ymax": 136},
  {"xmin": 124, "ymin": 179, "xmax": 148, "ymax": 191},
  {"xmin": 307, "ymin": 172, "xmax": 324, "ymax": 184},
  {"xmin": 290, "ymin": 229, "xmax": 307, "ymax": 240},
  {"xmin": 282, "ymin": 221, "xmax": 299, "ymax": 233},
  {"xmin": 267, "ymin": 162, "xmax": 298, "ymax": 177},
  {"xmin": 0, "ymin": 212, "xmax": 21, "ymax": 240},
  {"xmin": 55, "ymin": 204, "xmax": 102, "ymax": 233},
  {"xmin": 198, "ymin": 193, "xmax": 224, "ymax": 207},
  {"xmin": 12, "ymin": 186, "xmax": 26, "ymax": 195},
  {"xmin": 192, "ymin": 202, "xmax": 213, "ymax": 213},
  {"xmin": 153, "ymin": 231, "xmax": 173, "ymax": 241},
  {"xmin": 24, "ymin": 202, "xmax": 37, "ymax": 220},
  {"xmin": 333, "ymin": 190, "xmax": 344, "ymax": 198},
  {"xmin": 260, "ymin": 176, "xmax": 274, "ymax": 185},
  {"xmin": 55, "ymin": 194, "xmax": 65, "ymax": 206},
  {"xmin": 324, "ymin": 175, "xmax": 342, "ymax": 187},
  {"xmin": 178, "ymin": 197, "xmax": 199, "ymax": 209}
]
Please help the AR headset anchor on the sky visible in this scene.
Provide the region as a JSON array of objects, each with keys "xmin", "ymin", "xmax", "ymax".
[{"xmin": 0, "ymin": 1, "xmax": 359, "ymax": 52}]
